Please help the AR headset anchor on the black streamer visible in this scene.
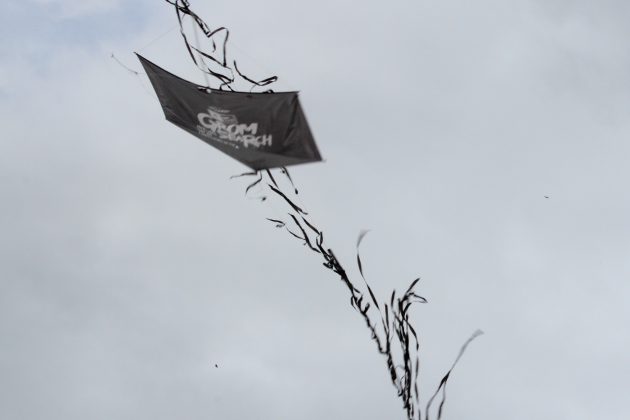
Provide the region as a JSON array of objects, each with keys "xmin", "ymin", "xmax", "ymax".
[
  {"xmin": 163, "ymin": 0, "xmax": 277, "ymax": 91},
  {"xmin": 233, "ymin": 169, "xmax": 481, "ymax": 420}
]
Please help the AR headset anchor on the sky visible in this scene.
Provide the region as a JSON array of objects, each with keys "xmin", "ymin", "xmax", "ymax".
[{"xmin": 1, "ymin": 0, "xmax": 630, "ymax": 419}]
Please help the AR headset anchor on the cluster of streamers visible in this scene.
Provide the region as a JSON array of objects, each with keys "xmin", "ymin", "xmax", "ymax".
[
  {"xmin": 164, "ymin": 0, "xmax": 278, "ymax": 91},
  {"xmin": 233, "ymin": 169, "xmax": 482, "ymax": 420},
  {"xmin": 163, "ymin": 1, "xmax": 482, "ymax": 418}
]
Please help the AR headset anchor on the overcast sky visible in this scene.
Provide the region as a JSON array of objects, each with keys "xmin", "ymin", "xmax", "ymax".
[{"xmin": 1, "ymin": 0, "xmax": 630, "ymax": 419}]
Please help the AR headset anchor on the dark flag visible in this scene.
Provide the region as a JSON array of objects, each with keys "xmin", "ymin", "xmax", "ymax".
[{"xmin": 137, "ymin": 54, "xmax": 322, "ymax": 170}]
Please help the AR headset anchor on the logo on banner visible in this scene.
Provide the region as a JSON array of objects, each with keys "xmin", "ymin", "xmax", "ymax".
[{"xmin": 196, "ymin": 107, "xmax": 272, "ymax": 149}]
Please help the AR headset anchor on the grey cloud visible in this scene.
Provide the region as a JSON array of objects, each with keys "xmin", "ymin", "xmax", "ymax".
[{"xmin": 1, "ymin": 1, "xmax": 630, "ymax": 419}]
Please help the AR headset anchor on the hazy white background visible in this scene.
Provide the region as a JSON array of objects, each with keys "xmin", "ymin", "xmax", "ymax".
[{"xmin": 1, "ymin": 0, "xmax": 629, "ymax": 419}]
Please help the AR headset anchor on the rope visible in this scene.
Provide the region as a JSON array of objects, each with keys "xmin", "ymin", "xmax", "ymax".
[{"xmin": 136, "ymin": 25, "xmax": 178, "ymax": 52}]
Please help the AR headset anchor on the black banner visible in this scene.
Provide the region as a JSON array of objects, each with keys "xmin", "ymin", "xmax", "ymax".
[{"xmin": 137, "ymin": 54, "xmax": 322, "ymax": 170}]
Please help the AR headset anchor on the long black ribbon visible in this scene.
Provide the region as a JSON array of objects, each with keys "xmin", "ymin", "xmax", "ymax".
[{"xmin": 230, "ymin": 167, "xmax": 481, "ymax": 420}]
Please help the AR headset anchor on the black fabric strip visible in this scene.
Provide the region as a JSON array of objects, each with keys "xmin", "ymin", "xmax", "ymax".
[
  {"xmin": 289, "ymin": 214, "xmax": 319, "ymax": 252},
  {"xmin": 424, "ymin": 330, "xmax": 483, "ymax": 420},
  {"xmin": 280, "ymin": 167, "xmax": 299, "ymax": 194},
  {"xmin": 266, "ymin": 218, "xmax": 285, "ymax": 228},
  {"xmin": 229, "ymin": 171, "xmax": 258, "ymax": 179},
  {"xmin": 300, "ymin": 216, "xmax": 320, "ymax": 236},
  {"xmin": 268, "ymin": 184, "xmax": 308, "ymax": 215},
  {"xmin": 234, "ymin": 60, "xmax": 278, "ymax": 91},
  {"xmin": 265, "ymin": 169, "xmax": 279, "ymax": 189},
  {"xmin": 245, "ymin": 172, "xmax": 263, "ymax": 194}
]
